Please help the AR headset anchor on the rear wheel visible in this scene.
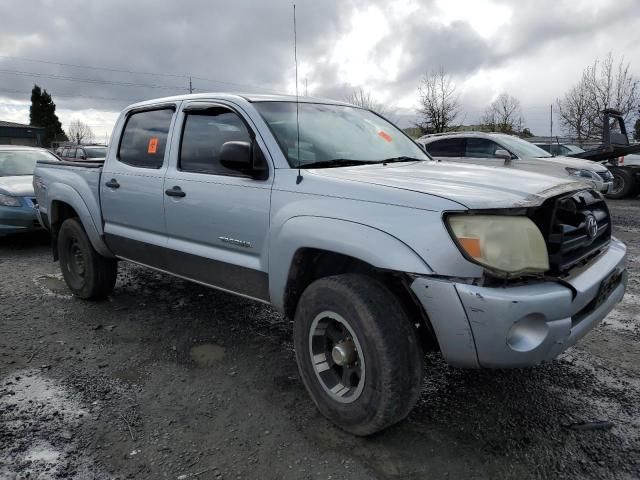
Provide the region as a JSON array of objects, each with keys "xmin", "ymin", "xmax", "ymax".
[
  {"xmin": 606, "ymin": 169, "xmax": 635, "ymax": 199},
  {"xmin": 58, "ymin": 218, "xmax": 117, "ymax": 299},
  {"xmin": 293, "ymin": 274, "xmax": 424, "ymax": 436}
]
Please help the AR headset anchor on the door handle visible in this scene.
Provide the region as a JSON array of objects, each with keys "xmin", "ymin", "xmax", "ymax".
[
  {"xmin": 105, "ymin": 179, "xmax": 120, "ymax": 189},
  {"xmin": 165, "ymin": 186, "xmax": 186, "ymax": 198}
]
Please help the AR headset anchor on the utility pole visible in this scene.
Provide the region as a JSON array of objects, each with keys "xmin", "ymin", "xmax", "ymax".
[
  {"xmin": 550, "ymin": 104, "xmax": 553, "ymax": 141},
  {"xmin": 189, "ymin": 77, "xmax": 193, "ymax": 94},
  {"xmin": 304, "ymin": 78, "xmax": 308, "ymax": 96}
]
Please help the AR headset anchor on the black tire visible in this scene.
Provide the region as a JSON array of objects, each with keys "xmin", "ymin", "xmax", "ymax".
[
  {"xmin": 293, "ymin": 274, "xmax": 424, "ymax": 436},
  {"xmin": 606, "ymin": 169, "xmax": 635, "ymax": 199},
  {"xmin": 58, "ymin": 218, "xmax": 117, "ymax": 299}
]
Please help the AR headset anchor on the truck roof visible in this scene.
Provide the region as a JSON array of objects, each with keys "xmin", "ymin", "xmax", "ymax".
[{"xmin": 126, "ymin": 92, "xmax": 354, "ymax": 109}]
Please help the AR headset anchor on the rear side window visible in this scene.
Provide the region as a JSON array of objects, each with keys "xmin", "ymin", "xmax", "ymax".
[
  {"xmin": 75, "ymin": 148, "xmax": 85, "ymax": 159},
  {"xmin": 118, "ymin": 108, "xmax": 174, "ymax": 168},
  {"xmin": 179, "ymin": 106, "xmax": 251, "ymax": 175},
  {"xmin": 425, "ymin": 138, "xmax": 465, "ymax": 157}
]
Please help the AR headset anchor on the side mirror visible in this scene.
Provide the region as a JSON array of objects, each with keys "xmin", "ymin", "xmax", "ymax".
[
  {"xmin": 219, "ymin": 141, "xmax": 267, "ymax": 179},
  {"xmin": 79, "ymin": 155, "xmax": 87, "ymax": 160},
  {"xmin": 494, "ymin": 149, "xmax": 512, "ymax": 162}
]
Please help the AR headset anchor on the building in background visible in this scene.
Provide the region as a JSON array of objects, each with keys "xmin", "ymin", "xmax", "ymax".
[{"xmin": 0, "ymin": 121, "xmax": 46, "ymax": 146}]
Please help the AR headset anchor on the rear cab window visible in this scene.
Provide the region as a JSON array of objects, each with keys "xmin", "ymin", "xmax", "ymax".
[{"xmin": 118, "ymin": 108, "xmax": 175, "ymax": 169}]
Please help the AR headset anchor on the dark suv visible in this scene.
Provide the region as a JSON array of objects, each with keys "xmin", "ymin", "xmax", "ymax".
[{"xmin": 58, "ymin": 145, "xmax": 107, "ymax": 161}]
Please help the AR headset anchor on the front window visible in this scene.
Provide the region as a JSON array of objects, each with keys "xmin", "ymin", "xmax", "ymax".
[
  {"xmin": 494, "ymin": 135, "xmax": 552, "ymax": 158},
  {"xmin": 84, "ymin": 147, "xmax": 107, "ymax": 158},
  {"xmin": 0, "ymin": 150, "xmax": 58, "ymax": 176},
  {"xmin": 465, "ymin": 138, "xmax": 500, "ymax": 158},
  {"xmin": 254, "ymin": 102, "xmax": 428, "ymax": 167},
  {"xmin": 179, "ymin": 106, "xmax": 251, "ymax": 175}
]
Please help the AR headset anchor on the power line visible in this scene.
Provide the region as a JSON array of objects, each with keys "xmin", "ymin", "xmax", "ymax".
[
  {"xmin": 0, "ymin": 54, "xmax": 289, "ymax": 95},
  {"xmin": 0, "ymin": 68, "xmax": 188, "ymax": 91},
  {"xmin": 0, "ymin": 54, "xmax": 192, "ymax": 79}
]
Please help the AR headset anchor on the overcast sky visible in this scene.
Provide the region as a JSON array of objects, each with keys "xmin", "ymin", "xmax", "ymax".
[{"xmin": 0, "ymin": 0, "xmax": 639, "ymax": 140}]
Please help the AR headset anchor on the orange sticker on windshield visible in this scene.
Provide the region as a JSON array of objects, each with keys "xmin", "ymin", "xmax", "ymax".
[
  {"xmin": 378, "ymin": 131, "xmax": 393, "ymax": 142},
  {"xmin": 148, "ymin": 137, "xmax": 158, "ymax": 154}
]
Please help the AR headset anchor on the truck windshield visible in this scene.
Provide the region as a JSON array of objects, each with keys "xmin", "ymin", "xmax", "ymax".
[
  {"xmin": 0, "ymin": 150, "xmax": 56, "ymax": 176},
  {"xmin": 254, "ymin": 102, "xmax": 429, "ymax": 167}
]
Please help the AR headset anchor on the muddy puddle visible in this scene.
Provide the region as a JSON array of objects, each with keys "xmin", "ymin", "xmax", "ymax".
[
  {"xmin": 33, "ymin": 273, "xmax": 73, "ymax": 299},
  {"xmin": 190, "ymin": 343, "xmax": 226, "ymax": 367}
]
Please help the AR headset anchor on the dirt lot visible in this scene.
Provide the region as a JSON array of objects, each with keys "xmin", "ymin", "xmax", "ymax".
[{"xmin": 1, "ymin": 200, "xmax": 639, "ymax": 480}]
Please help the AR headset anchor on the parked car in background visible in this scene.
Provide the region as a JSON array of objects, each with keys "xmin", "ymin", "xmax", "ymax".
[
  {"xmin": 417, "ymin": 132, "xmax": 614, "ymax": 194},
  {"xmin": 0, "ymin": 146, "xmax": 59, "ymax": 236},
  {"xmin": 34, "ymin": 93, "xmax": 627, "ymax": 435},
  {"xmin": 59, "ymin": 144, "xmax": 107, "ymax": 162}
]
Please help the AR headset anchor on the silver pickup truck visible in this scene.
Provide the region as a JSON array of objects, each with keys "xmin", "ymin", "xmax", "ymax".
[{"xmin": 34, "ymin": 93, "xmax": 627, "ymax": 435}]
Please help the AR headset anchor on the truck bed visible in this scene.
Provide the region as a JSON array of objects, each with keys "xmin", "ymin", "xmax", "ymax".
[{"xmin": 34, "ymin": 159, "xmax": 105, "ymax": 237}]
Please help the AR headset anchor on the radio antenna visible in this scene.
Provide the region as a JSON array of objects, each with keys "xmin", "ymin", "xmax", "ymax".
[{"xmin": 293, "ymin": 4, "xmax": 303, "ymax": 184}]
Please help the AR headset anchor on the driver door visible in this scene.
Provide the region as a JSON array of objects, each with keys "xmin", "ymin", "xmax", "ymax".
[{"xmin": 162, "ymin": 101, "xmax": 273, "ymax": 301}]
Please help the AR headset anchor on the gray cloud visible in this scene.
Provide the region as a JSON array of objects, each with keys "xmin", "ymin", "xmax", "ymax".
[{"xmin": 0, "ymin": 0, "xmax": 638, "ymax": 136}]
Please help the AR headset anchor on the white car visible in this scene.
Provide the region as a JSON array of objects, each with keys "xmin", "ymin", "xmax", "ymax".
[{"xmin": 417, "ymin": 132, "xmax": 614, "ymax": 194}]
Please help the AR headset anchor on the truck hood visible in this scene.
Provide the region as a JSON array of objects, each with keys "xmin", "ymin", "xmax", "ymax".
[
  {"xmin": 313, "ymin": 161, "xmax": 588, "ymax": 209},
  {"xmin": 0, "ymin": 175, "xmax": 35, "ymax": 197},
  {"xmin": 537, "ymin": 155, "xmax": 609, "ymax": 172}
]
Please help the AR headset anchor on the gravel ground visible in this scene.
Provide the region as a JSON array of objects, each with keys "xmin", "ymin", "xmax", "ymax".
[{"xmin": 1, "ymin": 199, "xmax": 639, "ymax": 480}]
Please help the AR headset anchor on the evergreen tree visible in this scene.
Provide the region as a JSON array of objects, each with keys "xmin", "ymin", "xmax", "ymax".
[{"xmin": 29, "ymin": 84, "xmax": 67, "ymax": 147}]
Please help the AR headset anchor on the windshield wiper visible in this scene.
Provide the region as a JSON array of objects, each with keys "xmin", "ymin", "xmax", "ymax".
[
  {"xmin": 379, "ymin": 156, "xmax": 424, "ymax": 165},
  {"xmin": 301, "ymin": 159, "xmax": 378, "ymax": 169}
]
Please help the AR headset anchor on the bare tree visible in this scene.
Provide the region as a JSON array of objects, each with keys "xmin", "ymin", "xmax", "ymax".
[
  {"xmin": 557, "ymin": 53, "xmax": 639, "ymax": 140},
  {"xmin": 556, "ymin": 74, "xmax": 594, "ymax": 142},
  {"xmin": 480, "ymin": 93, "xmax": 525, "ymax": 134},
  {"xmin": 416, "ymin": 68, "xmax": 460, "ymax": 134},
  {"xmin": 67, "ymin": 120, "xmax": 94, "ymax": 145},
  {"xmin": 344, "ymin": 87, "xmax": 390, "ymax": 116}
]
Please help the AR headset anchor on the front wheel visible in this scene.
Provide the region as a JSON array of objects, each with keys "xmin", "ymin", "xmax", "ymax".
[
  {"xmin": 293, "ymin": 274, "xmax": 424, "ymax": 436},
  {"xmin": 58, "ymin": 218, "xmax": 117, "ymax": 299}
]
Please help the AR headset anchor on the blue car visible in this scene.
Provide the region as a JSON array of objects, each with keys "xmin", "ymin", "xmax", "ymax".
[{"xmin": 0, "ymin": 146, "xmax": 60, "ymax": 237}]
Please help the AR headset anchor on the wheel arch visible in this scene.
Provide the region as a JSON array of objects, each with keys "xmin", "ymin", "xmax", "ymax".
[
  {"xmin": 47, "ymin": 186, "xmax": 113, "ymax": 259},
  {"xmin": 269, "ymin": 217, "xmax": 437, "ymax": 349}
]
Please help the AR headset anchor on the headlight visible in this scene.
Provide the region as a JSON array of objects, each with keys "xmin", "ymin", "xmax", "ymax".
[
  {"xmin": 446, "ymin": 215, "xmax": 549, "ymax": 275},
  {"xmin": 566, "ymin": 167, "xmax": 596, "ymax": 180},
  {"xmin": 0, "ymin": 193, "xmax": 21, "ymax": 207}
]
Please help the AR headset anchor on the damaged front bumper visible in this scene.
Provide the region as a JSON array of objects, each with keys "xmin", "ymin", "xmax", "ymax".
[{"xmin": 411, "ymin": 238, "xmax": 627, "ymax": 368}]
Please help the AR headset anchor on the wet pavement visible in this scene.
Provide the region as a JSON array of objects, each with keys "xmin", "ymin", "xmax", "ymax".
[{"xmin": 0, "ymin": 199, "xmax": 639, "ymax": 479}]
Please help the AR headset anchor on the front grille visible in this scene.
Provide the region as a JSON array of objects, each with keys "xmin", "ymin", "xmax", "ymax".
[
  {"xmin": 530, "ymin": 190, "xmax": 611, "ymax": 273},
  {"xmin": 597, "ymin": 170, "xmax": 614, "ymax": 182}
]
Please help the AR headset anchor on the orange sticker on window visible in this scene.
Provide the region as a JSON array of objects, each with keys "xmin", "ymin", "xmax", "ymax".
[
  {"xmin": 148, "ymin": 137, "xmax": 158, "ymax": 154},
  {"xmin": 378, "ymin": 131, "xmax": 393, "ymax": 142}
]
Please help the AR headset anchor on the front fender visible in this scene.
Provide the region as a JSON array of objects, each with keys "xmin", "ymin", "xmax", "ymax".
[
  {"xmin": 47, "ymin": 183, "xmax": 114, "ymax": 258},
  {"xmin": 268, "ymin": 216, "xmax": 432, "ymax": 312}
]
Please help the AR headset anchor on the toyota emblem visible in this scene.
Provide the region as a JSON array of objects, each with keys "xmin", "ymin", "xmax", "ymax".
[{"xmin": 586, "ymin": 215, "xmax": 598, "ymax": 239}]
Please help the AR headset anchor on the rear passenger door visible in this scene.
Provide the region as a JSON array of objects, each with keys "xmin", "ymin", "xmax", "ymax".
[
  {"xmin": 162, "ymin": 101, "xmax": 273, "ymax": 301},
  {"xmin": 101, "ymin": 105, "xmax": 178, "ymax": 269}
]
